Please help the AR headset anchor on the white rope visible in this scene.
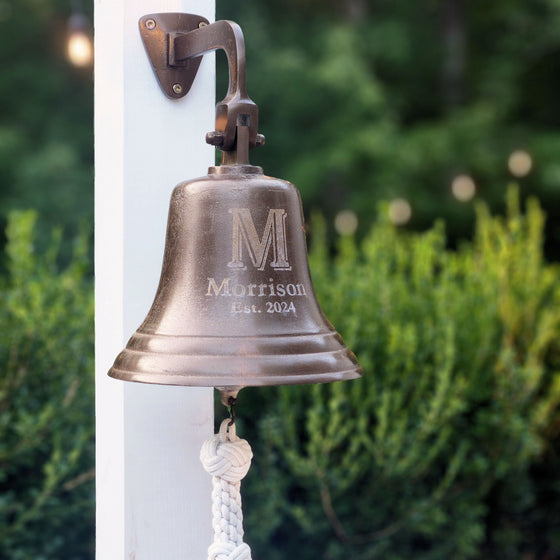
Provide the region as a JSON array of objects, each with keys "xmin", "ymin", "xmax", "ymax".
[{"xmin": 200, "ymin": 419, "xmax": 253, "ymax": 560}]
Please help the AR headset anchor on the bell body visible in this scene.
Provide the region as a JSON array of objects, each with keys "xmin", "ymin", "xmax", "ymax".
[{"xmin": 109, "ymin": 165, "xmax": 361, "ymax": 394}]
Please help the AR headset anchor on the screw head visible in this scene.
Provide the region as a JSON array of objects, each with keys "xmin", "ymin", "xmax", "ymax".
[
  {"xmin": 172, "ymin": 83, "xmax": 183, "ymax": 95},
  {"xmin": 145, "ymin": 18, "xmax": 156, "ymax": 30},
  {"xmin": 199, "ymin": 21, "xmax": 208, "ymax": 28}
]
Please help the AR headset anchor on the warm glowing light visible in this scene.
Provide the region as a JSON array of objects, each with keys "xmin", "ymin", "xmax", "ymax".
[
  {"xmin": 451, "ymin": 174, "xmax": 476, "ymax": 202},
  {"xmin": 334, "ymin": 210, "xmax": 358, "ymax": 235},
  {"xmin": 67, "ymin": 31, "xmax": 93, "ymax": 67},
  {"xmin": 388, "ymin": 198, "xmax": 412, "ymax": 225},
  {"xmin": 67, "ymin": 11, "xmax": 93, "ymax": 68},
  {"xmin": 508, "ymin": 150, "xmax": 532, "ymax": 178}
]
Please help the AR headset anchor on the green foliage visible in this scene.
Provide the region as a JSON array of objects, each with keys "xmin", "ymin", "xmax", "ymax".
[
  {"xmin": 0, "ymin": 0, "xmax": 93, "ymax": 258},
  {"xmin": 218, "ymin": 0, "xmax": 560, "ymax": 253},
  {"xmin": 2, "ymin": 1, "xmax": 560, "ymax": 557},
  {"xmin": 2, "ymin": 0, "xmax": 560, "ymax": 252},
  {"xmin": 242, "ymin": 188, "xmax": 560, "ymax": 559},
  {"xmin": 0, "ymin": 211, "xmax": 94, "ymax": 559}
]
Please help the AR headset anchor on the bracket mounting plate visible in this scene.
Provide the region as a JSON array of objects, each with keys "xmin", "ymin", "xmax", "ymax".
[{"xmin": 139, "ymin": 13, "xmax": 209, "ymax": 99}]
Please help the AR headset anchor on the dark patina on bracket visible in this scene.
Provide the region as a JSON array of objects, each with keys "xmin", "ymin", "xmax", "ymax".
[{"xmin": 139, "ymin": 13, "xmax": 264, "ymax": 164}]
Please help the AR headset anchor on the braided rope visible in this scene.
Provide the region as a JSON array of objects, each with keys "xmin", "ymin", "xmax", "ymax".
[{"xmin": 200, "ymin": 419, "xmax": 253, "ymax": 560}]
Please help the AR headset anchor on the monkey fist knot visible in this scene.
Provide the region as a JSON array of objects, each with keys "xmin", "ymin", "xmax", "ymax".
[
  {"xmin": 200, "ymin": 420, "xmax": 253, "ymax": 483},
  {"xmin": 208, "ymin": 542, "xmax": 252, "ymax": 560}
]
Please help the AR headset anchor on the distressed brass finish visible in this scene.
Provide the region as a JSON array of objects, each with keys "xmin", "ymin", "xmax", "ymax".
[
  {"xmin": 171, "ymin": 20, "xmax": 260, "ymax": 155},
  {"xmin": 109, "ymin": 164, "xmax": 361, "ymax": 400},
  {"xmin": 109, "ymin": 15, "xmax": 362, "ymax": 400},
  {"xmin": 139, "ymin": 14, "xmax": 262, "ymax": 160},
  {"xmin": 139, "ymin": 13, "xmax": 209, "ymax": 99}
]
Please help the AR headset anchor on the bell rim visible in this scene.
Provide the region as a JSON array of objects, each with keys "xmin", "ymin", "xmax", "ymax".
[
  {"xmin": 121, "ymin": 330, "xmax": 350, "ymax": 354},
  {"xmin": 108, "ymin": 365, "xmax": 362, "ymax": 388},
  {"xmin": 108, "ymin": 330, "xmax": 362, "ymax": 388}
]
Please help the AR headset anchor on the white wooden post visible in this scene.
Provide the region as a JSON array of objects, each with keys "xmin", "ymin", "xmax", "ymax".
[{"xmin": 94, "ymin": 1, "xmax": 215, "ymax": 558}]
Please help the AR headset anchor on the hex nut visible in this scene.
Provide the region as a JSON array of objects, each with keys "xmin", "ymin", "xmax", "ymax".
[{"xmin": 206, "ymin": 131, "xmax": 225, "ymax": 147}]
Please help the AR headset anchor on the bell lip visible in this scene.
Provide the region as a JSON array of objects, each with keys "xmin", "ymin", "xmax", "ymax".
[
  {"xmin": 107, "ymin": 330, "xmax": 362, "ymax": 388},
  {"xmin": 108, "ymin": 365, "xmax": 362, "ymax": 388}
]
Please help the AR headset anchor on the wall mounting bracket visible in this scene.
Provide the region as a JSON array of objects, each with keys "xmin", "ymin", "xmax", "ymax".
[
  {"xmin": 139, "ymin": 13, "xmax": 209, "ymax": 99},
  {"xmin": 139, "ymin": 12, "xmax": 263, "ymax": 164}
]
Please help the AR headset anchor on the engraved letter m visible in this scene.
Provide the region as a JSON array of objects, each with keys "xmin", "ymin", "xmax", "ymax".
[{"xmin": 228, "ymin": 208, "xmax": 291, "ymax": 271}]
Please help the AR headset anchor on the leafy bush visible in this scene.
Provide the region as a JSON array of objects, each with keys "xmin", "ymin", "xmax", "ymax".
[
  {"xmin": 242, "ymin": 188, "xmax": 560, "ymax": 560},
  {"xmin": 0, "ymin": 211, "xmax": 94, "ymax": 560},
  {"xmin": 2, "ymin": 192, "xmax": 559, "ymax": 559}
]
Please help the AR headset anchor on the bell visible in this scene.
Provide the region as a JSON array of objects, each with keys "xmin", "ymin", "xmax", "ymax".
[
  {"xmin": 108, "ymin": 15, "xmax": 361, "ymax": 402},
  {"xmin": 109, "ymin": 161, "xmax": 361, "ymax": 400}
]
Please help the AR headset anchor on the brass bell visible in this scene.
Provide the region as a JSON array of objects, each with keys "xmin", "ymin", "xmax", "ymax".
[{"xmin": 108, "ymin": 15, "xmax": 361, "ymax": 402}]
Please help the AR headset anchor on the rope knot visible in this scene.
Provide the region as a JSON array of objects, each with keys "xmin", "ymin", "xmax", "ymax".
[
  {"xmin": 208, "ymin": 541, "xmax": 252, "ymax": 560},
  {"xmin": 200, "ymin": 420, "xmax": 253, "ymax": 483}
]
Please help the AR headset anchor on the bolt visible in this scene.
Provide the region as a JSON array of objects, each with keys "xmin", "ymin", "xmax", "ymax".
[
  {"xmin": 172, "ymin": 83, "xmax": 183, "ymax": 95},
  {"xmin": 199, "ymin": 21, "xmax": 208, "ymax": 28},
  {"xmin": 255, "ymin": 134, "xmax": 266, "ymax": 147},
  {"xmin": 206, "ymin": 131, "xmax": 225, "ymax": 147},
  {"xmin": 145, "ymin": 18, "xmax": 156, "ymax": 30}
]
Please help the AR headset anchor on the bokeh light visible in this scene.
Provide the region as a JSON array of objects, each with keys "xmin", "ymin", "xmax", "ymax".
[
  {"xmin": 388, "ymin": 198, "xmax": 412, "ymax": 225},
  {"xmin": 451, "ymin": 174, "xmax": 476, "ymax": 202},
  {"xmin": 67, "ymin": 12, "xmax": 93, "ymax": 68},
  {"xmin": 67, "ymin": 31, "xmax": 93, "ymax": 67},
  {"xmin": 508, "ymin": 150, "xmax": 532, "ymax": 178},
  {"xmin": 334, "ymin": 210, "xmax": 359, "ymax": 235}
]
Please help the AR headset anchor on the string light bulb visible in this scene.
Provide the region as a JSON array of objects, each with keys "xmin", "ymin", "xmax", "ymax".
[
  {"xmin": 388, "ymin": 198, "xmax": 412, "ymax": 225},
  {"xmin": 451, "ymin": 174, "xmax": 476, "ymax": 202},
  {"xmin": 67, "ymin": 12, "xmax": 93, "ymax": 68},
  {"xmin": 334, "ymin": 210, "xmax": 358, "ymax": 235},
  {"xmin": 508, "ymin": 150, "xmax": 532, "ymax": 178}
]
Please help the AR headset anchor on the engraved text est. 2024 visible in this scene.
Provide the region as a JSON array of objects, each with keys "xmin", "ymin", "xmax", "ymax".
[{"xmin": 205, "ymin": 208, "xmax": 310, "ymax": 315}]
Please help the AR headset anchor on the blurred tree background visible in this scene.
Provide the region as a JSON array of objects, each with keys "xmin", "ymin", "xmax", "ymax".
[
  {"xmin": 1, "ymin": 0, "xmax": 560, "ymax": 558},
  {"xmin": 2, "ymin": 0, "xmax": 560, "ymax": 255},
  {"xmin": 217, "ymin": 0, "xmax": 560, "ymax": 255},
  {"xmin": 0, "ymin": 0, "xmax": 93, "ymax": 262}
]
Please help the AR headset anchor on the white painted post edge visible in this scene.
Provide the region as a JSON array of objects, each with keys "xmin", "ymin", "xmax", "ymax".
[{"xmin": 95, "ymin": 1, "xmax": 215, "ymax": 558}]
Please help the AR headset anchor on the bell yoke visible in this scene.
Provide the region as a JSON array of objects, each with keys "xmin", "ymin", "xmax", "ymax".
[{"xmin": 108, "ymin": 13, "xmax": 361, "ymax": 405}]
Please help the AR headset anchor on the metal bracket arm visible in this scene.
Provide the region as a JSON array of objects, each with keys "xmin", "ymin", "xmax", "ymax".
[{"xmin": 139, "ymin": 14, "xmax": 263, "ymax": 159}]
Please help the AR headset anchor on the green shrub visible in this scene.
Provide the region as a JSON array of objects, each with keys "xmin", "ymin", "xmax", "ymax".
[
  {"xmin": 2, "ymin": 192, "xmax": 559, "ymax": 559},
  {"xmin": 0, "ymin": 211, "xmax": 94, "ymax": 560},
  {"xmin": 243, "ymin": 188, "xmax": 560, "ymax": 560}
]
